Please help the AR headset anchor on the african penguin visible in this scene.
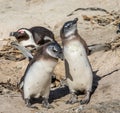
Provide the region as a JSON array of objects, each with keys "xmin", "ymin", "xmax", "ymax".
[
  {"xmin": 22, "ymin": 41, "xmax": 63, "ymax": 108},
  {"xmin": 10, "ymin": 26, "xmax": 55, "ymax": 48},
  {"xmin": 60, "ymin": 18, "xmax": 93, "ymax": 104},
  {"xmin": 11, "ymin": 41, "xmax": 63, "ymax": 90}
]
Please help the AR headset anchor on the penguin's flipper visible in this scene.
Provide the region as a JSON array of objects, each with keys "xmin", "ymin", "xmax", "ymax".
[
  {"xmin": 80, "ymin": 90, "xmax": 91, "ymax": 104},
  {"xmin": 18, "ymin": 75, "xmax": 25, "ymax": 90},
  {"xmin": 11, "ymin": 42, "xmax": 33, "ymax": 61},
  {"xmin": 66, "ymin": 92, "xmax": 78, "ymax": 104},
  {"xmin": 42, "ymin": 98, "xmax": 54, "ymax": 109},
  {"xmin": 88, "ymin": 43, "xmax": 111, "ymax": 54}
]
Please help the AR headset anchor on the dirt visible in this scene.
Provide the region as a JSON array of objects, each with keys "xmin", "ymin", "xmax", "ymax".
[{"xmin": 0, "ymin": 0, "xmax": 120, "ymax": 113}]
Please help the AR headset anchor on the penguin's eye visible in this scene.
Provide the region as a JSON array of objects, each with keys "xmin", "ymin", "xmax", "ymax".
[
  {"xmin": 64, "ymin": 23, "xmax": 72, "ymax": 29},
  {"xmin": 65, "ymin": 24, "xmax": 70, "ymax": 28},
  {"xmin": 52, "ymin": 47, "xmax": 58, "ymax": 52}
]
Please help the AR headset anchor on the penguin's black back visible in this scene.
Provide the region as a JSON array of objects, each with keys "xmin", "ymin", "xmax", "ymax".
[{"xmin": 29, "ymin": 26, "xmax": 55, "ymax": 45}]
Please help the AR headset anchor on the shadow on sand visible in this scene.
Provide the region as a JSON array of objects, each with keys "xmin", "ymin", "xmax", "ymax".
[
  {"xmin": 92, "ymin": 69, "xmax": 119, "ymax": 94},
  {"xmin": 31, "ymin": 69, "xmax": 119, "ymax": 106}
]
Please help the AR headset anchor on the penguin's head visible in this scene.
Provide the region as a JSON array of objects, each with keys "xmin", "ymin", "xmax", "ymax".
[
  {"xmin": 10, "ymin": 28, "xmax": 30, "ymax": 42},
  {"xmin": 60, "ymin": 18, "xmax": 78, "ymax": 38},
  {"xmin": 46, "ymin": 42, "xmax": 63, "ymax": 60}
]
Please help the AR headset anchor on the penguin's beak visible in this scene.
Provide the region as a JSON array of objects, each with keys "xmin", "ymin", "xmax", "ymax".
[
  {"xmin": 72, "ymin": 18, "xmax": 78, "ymax": 24},
  {"xmin": 57, "ymin": 51, "xmax": 64, "ymax": 60},
  {"xmin": 9, "ymin": 31, "xmax": 21, "ymax": 38},
  {"xmin": 10, "ymin": 32, "xmax": 15, "ymax": 36},
  {"xmin": 10, "ymin": 32, "xmax": 19, "ymax": 37}
]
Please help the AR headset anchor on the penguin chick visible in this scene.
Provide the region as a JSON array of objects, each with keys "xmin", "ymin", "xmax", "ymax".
[
  {"xmin": 10, "ymin": 26, "xmax": 55, "ymax": 48},
  {"xmin": 22, "ymin": 42, "xmax": 63, "ymax": 108},
  {"xmin": 12, "ymin": 41, "xmax": 63, "ymax": 91},
  {"xmin": 60, "ymin": 18, "xmax": 93, "ymax": 105}
]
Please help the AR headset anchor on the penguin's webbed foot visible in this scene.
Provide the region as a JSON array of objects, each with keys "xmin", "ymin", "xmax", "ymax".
[
  {"xmin": 42, "ymin": 98, "xmax": 54, "ymax": 109},
  {"xmin": 66, "ymin": 93, "xmax": 78, "ymax": 104},
  {"xmin": 25, "ymin": 98, "xmax": 31, "ymax": 107},
  {"xmin": 80, "ymin": 98, "xmax": 89, "ymax": 104},
  {"xmin": 25, "ymin": 98, "xmax": 38, "ymax": 109},
  {"xmin": 80, "ymin": 90, "xmax": 91, "ymax": 105}
]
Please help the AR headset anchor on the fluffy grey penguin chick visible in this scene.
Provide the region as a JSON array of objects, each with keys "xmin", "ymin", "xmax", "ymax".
[
  {"xmin": 22, "ymin": 42, "xmax": 63, "ymax": 108},
  {"xmin": 60, "ymin": 18, "xmax": 93, "ymax": 105}
]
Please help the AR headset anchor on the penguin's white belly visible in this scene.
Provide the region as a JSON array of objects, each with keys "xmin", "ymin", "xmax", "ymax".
[
  {"xmin": 24, "ymin": 60, "xmax": 56, "ymax": 99},
  {"xmin": 64, "ymin": 42, "xmax": 93, "ymax": 91}
]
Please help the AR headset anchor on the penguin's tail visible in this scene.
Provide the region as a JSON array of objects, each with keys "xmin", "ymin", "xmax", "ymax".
[
  {"xmin": 11, "ymin": 42, "xmax": 33, "ymax": 61},
  {"xmin": 88, "ymin": 43, "xmax": 111, "ymax": 54}
]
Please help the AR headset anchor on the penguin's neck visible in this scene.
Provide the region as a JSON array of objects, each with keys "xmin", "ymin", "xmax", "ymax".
[
  {"xmin": 62, "ymin": 33, "xmax": 79, "ymax": 45},
  {"xmin": 36, "ymin": 58, "xmax": 57, "ymax": 72}
]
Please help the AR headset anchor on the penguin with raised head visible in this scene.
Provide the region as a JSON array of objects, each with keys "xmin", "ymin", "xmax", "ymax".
[
  {"xmin": 10, "ymin": 26, "xmax": 55, "ymax": 48},
  {"xmin": 22, "ymin": 41, "xmax": 63, "ymax": 108},
  {"xmin": 60, "ymin": 18, "xmax": 93, "ymax": 104}
]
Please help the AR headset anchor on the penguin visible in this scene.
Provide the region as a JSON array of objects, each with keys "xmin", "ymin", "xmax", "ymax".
[
  {"xmin": 60, "ymin": 18, "xmax": 93, "ymax": 104},
  {"xmin": 11, "ymin": 41, "xmax": 63, "ymax": 90},
  {"xmin": 10, "ymin": 26, "xmax": 55, "ymax": 48},
  {"xmin": 22, "ymin": 41, "xmax": 63, "ymax": 108}
]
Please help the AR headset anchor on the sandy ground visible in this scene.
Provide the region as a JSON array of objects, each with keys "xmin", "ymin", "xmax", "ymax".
[{"xmin": 0, "ymin": 0, "xmax": 120, "ymax": 113}]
